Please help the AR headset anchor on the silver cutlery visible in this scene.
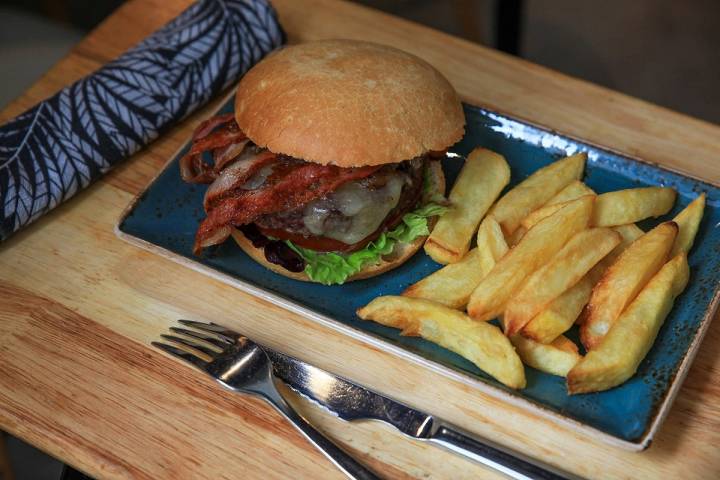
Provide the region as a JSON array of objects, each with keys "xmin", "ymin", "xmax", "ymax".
[
  {"xmin": 154, "ymin": 320, "xmax": 579, "ymax": 480},
  {"xmin": 267, "ymin": 347, "xmax": 579, "ymax": 480},
  {"xmin": 153, "ymin": 321, "xmax": 379, "ymax": 480}
]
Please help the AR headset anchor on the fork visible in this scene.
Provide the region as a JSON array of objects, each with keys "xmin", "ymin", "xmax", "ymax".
[{"xmin": 153, "ymin": 320, "xmax": 379, "ymax": 480}]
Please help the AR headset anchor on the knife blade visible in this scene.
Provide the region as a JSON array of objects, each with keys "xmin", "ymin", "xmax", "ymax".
[{"xmin": 267, "ymin": 350, "xmax": 579, "ymax": 480}]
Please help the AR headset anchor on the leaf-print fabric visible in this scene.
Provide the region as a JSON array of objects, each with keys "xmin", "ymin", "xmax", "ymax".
[{"xmin": 0, "ymin": 0, "xmax": 284, "ymax": 241}]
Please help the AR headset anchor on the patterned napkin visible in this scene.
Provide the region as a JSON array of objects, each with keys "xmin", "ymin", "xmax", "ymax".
[{"xmin": 0, "ymin": 0, "xmax": 285, "ymax": 241}]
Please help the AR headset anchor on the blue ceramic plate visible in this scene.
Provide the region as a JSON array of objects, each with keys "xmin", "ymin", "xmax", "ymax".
[{"xmin": 117, "ymin": 95, "xmax": 720, "ymax": 450}]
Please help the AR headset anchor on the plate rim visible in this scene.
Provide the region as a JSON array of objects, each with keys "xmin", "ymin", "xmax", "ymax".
[
  {"xmin": 464, "ymin": 102, "xmax": 720, "ymax": 190},
  {"xmin": 115, "ymin": 91, "xmax": 720, "ymax": 451}
]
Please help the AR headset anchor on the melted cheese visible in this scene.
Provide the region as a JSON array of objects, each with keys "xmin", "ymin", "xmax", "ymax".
[{"xmin": 302, "ymin": 173, "xmax": 406, "ymax": 244}]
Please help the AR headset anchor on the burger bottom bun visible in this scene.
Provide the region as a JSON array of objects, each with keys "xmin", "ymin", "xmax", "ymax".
[{"xmin": 230, "ymin": 160, "xmax": 445, "ymax": 284}]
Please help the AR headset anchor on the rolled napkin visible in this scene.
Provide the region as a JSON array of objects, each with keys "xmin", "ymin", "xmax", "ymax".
[{"xmin": 0, "ymin": 0, "xmax": 284, "ymax": 241}]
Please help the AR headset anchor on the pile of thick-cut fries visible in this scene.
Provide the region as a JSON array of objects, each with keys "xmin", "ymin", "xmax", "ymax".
[{"xmin": 357, "ymin": 148, "xmax": 706, "ymax": 393}]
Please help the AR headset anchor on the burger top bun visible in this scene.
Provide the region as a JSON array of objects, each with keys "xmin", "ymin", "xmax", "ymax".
[{"xmin": 234, "ymin": 39, "xmax": 465, "ymax": 167}]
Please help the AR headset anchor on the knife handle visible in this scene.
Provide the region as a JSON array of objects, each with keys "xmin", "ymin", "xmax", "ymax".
[{"xmin": 429, "ymin": 424, "xmax": 578, "ymax": 480}]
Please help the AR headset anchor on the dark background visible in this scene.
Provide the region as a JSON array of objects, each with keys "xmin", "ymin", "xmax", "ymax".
[
  {"xmin": 1, "ymin": 0, "xmax": 719, "ymax": 124},
  {"xmin": 0, "ymin": 0, "xmax": 718, "ymax": 479}
]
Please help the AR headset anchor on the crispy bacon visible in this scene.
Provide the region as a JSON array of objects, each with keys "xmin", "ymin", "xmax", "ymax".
[
  {"xmin": 193, "ymin": 163, "xmax": 381, "ymax": 254},
  {"xmin": 213, "ymin": 139, "xmax": 250, "ymax": 171},
  {"xmin": 182, "ymin": 114, "xmax": 386, "ymax": 255},
  {"xmin": 179, "ymin": 151, "xmax": 216, "ymax": 184},
  {"xmin": 179, "ymin": 114, "xmax": 247, "ymax": 184},
  {"xmin": 192, "ymin": 113, "xmax": 235, "ymax": 140},
  {"xmin": 203, "ymin": 150, "xmax": 278, "ymax": 210},
  {"xmin": 188, "ymin": 125, "xmax": 246, "ymax": 157}
]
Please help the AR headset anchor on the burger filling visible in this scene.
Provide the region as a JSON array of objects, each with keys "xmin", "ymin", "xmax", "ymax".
[
  {"xmin": 180, "ymin": 114, "xmax": 446, "ymax": 284},
  {"xmin": 254, "ymin": 159, "xmax": 424, "ymax": 251}
]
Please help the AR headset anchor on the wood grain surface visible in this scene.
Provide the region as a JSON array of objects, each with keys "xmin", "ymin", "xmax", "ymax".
[{"xmin": 1, "ymin": 0, "xmax": 719, "ymax": 479}]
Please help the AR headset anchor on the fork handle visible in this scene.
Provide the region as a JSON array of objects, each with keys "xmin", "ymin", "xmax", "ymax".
[{"xmin": 263, "ymin": 387, "xmax": 380, "ymax": 480}]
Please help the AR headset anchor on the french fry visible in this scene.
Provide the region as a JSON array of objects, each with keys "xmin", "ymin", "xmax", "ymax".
[
  {"xmin": 522, "ymin": 271, "xmax": 598, "ymax": 342},
  {"xmin": 487, "ymin": 153, "xmax": 586, "ymax": 236},
  {"xmin": 468, "ymin": 195, "xmax": 594, "ymax": 322},
  {"xmin": 519, "ymin": 204, "xmax": 564, "ymax": 232},
  {"xmin": 671, "ymin": 193, "xmax": 706, "ymax": 256},
  {"xmin": 613, "ymin": 223, "xmax": 645, "ymax": 248},
  {"xmin": 511, "ymin": 335, "xmax": 581, "ymax": 377},
  {"xmin": 404, "ymin": 218, "xmax": 508, "ymax": 308},
  {"xmin": 357, "ymin": 296, "xmax": 526, "ymax": 388},
  {"xmin": 591, "ymin": 187, "xmax": 676, "ymax": 227},
  {"xmin": 505, "ymin": 228, "xmax": 621, "ymax": 336},
  {"xmin": 599, "ymin": 223, "xmax": 645, "ymax": 267},
  {"xmin": 547, "ymin": 180, "xmax": 597, "ymax": 204},
  {"xmin": 425, "ymin": 148, "xmax": 510, "ymax": 264},
  {"xmin": 559, "ymin": 202, "xmax": 693, "ymax": 360},
  {"xmin": 475, "ymin": 216, "xmax": 510, "ymax": 276},
  {"xmin": 580, "ymin": 222, "xmax": 678, "ymax": 350},
  {"xmin": 505, "ymin": 225, "xmax": 526, "ymax": 247},
  {"xmin": 403, "ymin": 249, "xmax": 482, "ymax": 308},
  {"xmin": 524, "ymin": 224, "xmax": 644, "ymax": 341},
  {"xmin": 521, "ymin": 182, "xmax": 596, "ymax": 230},
  {"xmin": 568, "ymin": 253, "xmax": 689, "ymax": 394}
]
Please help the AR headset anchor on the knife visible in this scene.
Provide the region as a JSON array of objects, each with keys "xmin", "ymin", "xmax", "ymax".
[{"xmin": 267, "ymin": 350, "xmax": 580, "ymax": 480}]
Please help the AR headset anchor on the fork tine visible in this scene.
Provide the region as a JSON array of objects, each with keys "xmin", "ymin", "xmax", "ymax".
[
  {"xmin": 170, "ymin": 327, "xmax": 231, "ymax": 349},
  {"xmin": 152, "ymin": 342, "xmax": 208, "ymax": 369},
  {"xmin": 178, "ymin": 320, "xmax": 237, "ymax": 343},
  {"xmin": 160, "ymin": 334, "xmax": 219, "ymax": 357}
]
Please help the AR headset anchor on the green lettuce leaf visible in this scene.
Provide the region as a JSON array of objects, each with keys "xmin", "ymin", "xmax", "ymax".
[{"xmin": 287, "ymin": 202, "xmax": 447, "ymax": 285}]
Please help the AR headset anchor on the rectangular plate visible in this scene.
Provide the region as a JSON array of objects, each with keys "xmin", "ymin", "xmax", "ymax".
[{"xmin": 117, "ymin": 95, "xmax": 720, "ymax": 450}]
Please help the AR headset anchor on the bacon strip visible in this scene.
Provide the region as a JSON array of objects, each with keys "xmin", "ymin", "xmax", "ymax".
[
  {"xmin": 179, "ymin": 114, "xmax": 247, "ymax": 184},
  {"xmin": 193, "ymin": 163, "xmax": 381, "ymax": 254},
  {"xmin": 188, "ymin": 125, "xmax": 246, "ymax": 157},
  {"xmin": 179, "ymin": 151, "xmax": 216, "ymax": 184},
  {"xmin": 213, "ymin": 139, "xmax": 250, "ymax": 171},
  {"xmin": 192, "ymin": 113, "xmax": 236, "ymax": 140},
  {"xmin": 203, "ymin": 150, "xmax": 278, "ymax": 210}
]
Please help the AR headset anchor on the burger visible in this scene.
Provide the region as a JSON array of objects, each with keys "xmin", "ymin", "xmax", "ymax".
[{"xmin": 180, "ymin": 40, "xmax": 465, "ymax": 285}]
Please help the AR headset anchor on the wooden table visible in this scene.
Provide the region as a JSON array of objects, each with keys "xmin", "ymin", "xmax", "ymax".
[{"xmin": 1, "ymin": 1, "xmax": 719, "ymax": 478}]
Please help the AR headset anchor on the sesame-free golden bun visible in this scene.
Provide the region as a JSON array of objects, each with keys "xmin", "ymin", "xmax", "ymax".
[{"xmin": 234, "ymin": 39, "xmax": 465, "ymax": 167}]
